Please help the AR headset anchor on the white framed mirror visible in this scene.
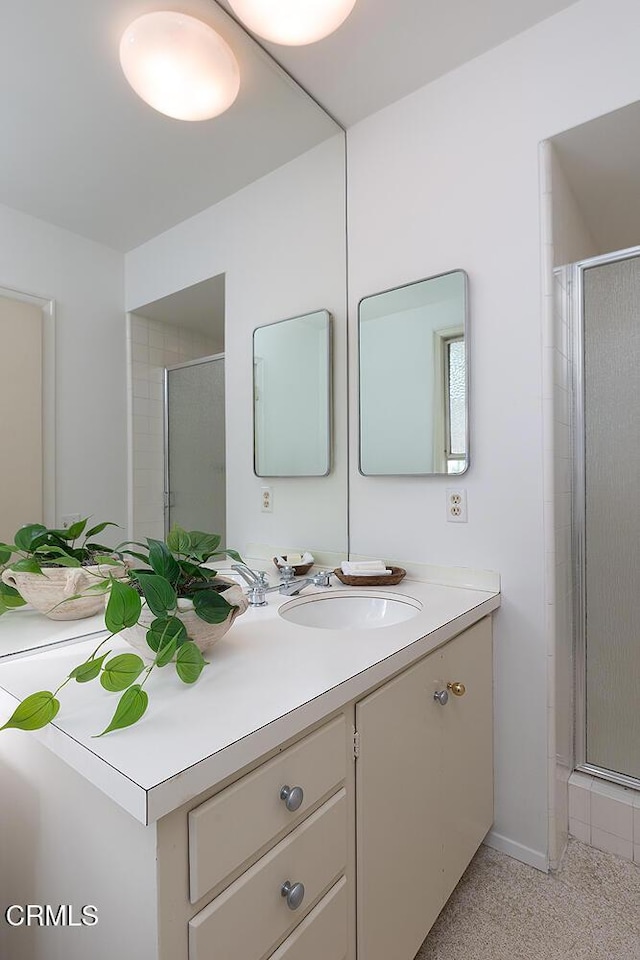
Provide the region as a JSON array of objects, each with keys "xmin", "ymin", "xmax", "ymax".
[
  {"xmin": 358, "ymin": 270, "xmax": 469, "ymax": 476},
  {"xmin": 253, "ymin": 310, "xmax": 332, "ymax": 477}
]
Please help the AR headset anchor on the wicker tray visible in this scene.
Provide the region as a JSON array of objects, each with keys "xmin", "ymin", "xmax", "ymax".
[
  {"xmin": 333, "ymin": 565, "xmax": 406, "ymax": 586},
  {"xmin": 273, "ymin": 556, "xmax": 314, "ymax": 577}
]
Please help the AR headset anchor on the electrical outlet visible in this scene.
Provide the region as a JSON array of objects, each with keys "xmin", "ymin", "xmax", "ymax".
[
  {"xmin": 446, "ymin": 488, "xmax": 467, "ymax": 523},
  {"xmin": 61, "ymin": 513, "xmax": 82, "ymax": 529},
  {"xmin": 261, "ymin": 487, "xmax": 273, "ymax": 513}
]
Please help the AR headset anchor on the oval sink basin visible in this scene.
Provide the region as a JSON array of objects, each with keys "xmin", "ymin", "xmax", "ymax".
[{"xmin": 278, "ymin": 591, "xmax": 421, "ymax": 630}]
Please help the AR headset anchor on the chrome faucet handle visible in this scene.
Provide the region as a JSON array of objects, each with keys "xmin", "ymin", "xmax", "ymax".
[
  {"xmin": 279, "ymin": 565, "xmax": 296, "ymax": 584},
  {"xmin": 247, "ymin": 585, "xmax": 267, "ymax": 606},
  {"xmin": 310, "ymin": 570, "xmax": 332, "ymax": 587}
]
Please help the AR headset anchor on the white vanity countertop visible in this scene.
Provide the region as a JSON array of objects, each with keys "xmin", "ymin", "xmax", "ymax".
[
  {"xmin": 0, "ymin": 578, "xmax": 500, "ymax": 825},
  {"xmin": 0, "ymin": 609, "xmax": 107, "ymax": 660}
]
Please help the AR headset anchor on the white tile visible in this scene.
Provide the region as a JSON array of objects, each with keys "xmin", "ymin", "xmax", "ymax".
[
  {"xmin": 131, "ymin": 320, "xmax": 149, "ymax": 345},
  {"xmin": 568, "ymin": 780, "xmax": 590, "ymax": 823},
  {"xmin": 149, "ymin": 381, "xmax": 163, "ymax": 401},
  {"xmin": 132, "ymin": 379, "xmax": 149, "ymax": 399},
  {"xmin": 569, "ymin": 818, "xmax": 590, "ymax": 844},
  {"xmin": 149, "ymin": 347, "xmax": 165, "ymax": 367},
  {"xmin": 149, "ymin": 327, "xmax": 165, "ymax": 349},
  {"xmin": 132, "ymin": 342, "xmax": 149, "ymax": 364},
  {"xmin": 591, "ymin": 786, "xmax": 633, "ymax": 840},
  {"xmin": 590, "ymin": 827, "xmax": 633, "ymax": 861},
  {"xmin": 132, "ymin": 361, "xmax": 150, "ymax": 383},
  {"xmin": 133, "ymin": 415, "xmax": 150, "ymax": 436},
  {"xmin": 635, "ymin": 845, "xmax": 640, "ymax": 865},
  {"xmin": 633, "ymin": 804, "xmax": 640, "ymax": 844}
]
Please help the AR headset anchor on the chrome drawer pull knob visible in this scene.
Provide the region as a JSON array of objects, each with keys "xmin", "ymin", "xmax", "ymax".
[
  {"xmin": 433, "ymin": 689, "xmax": 449, "ymax": 705},
  {"xmin": 279, "ymin": 784, "xmax": 304, "ymax": 811},
  {"xmin": 281, "ymin": 880, "xmax": 305, "ymax": 910}
]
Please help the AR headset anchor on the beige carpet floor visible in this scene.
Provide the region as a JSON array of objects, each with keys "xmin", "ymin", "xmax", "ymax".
[{"xmin": 415, "ymin": 840, "xmax": 640, "ymax": 959}]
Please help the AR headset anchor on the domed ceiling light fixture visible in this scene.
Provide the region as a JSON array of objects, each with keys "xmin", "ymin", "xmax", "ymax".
[
  {"xmin": 228, "ymin": 0, "xmax": 357, "ymax": 46},
  {"xmin": 119, "ymin": 12, "xmax": 240, "ymax": 121}
]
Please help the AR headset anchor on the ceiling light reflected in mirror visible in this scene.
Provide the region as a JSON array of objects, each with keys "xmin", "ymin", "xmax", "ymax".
[
  {"xmin": 119, "ymin": 11, "xmax": 240, "ymax": 121},
  {"xmin": 229, "ymin": 0, "xmax": 357, "ymax": 45}
]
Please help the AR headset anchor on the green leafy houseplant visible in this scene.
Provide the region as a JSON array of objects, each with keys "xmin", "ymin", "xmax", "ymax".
[
  {"xmin": 0, "ymin": 518, "xmax": 125, "ymax": 619},
  {"xmin": 0, "ymin": 527, "xmax": 247, "ymax": 736}
]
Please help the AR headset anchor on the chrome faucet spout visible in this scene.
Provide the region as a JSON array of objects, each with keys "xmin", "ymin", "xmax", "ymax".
[{"xmin": 231, "ymin": 562, "xmax": 268, "ymax": 587}]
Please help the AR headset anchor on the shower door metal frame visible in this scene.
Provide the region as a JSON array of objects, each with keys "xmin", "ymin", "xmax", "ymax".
[
  {"xmin": 572, "ymin": 243, "xmax": 640, "ymax": 790},
  {"xmin": 163, "ymin": 352, "xmax": 225, "ymax": 539}
]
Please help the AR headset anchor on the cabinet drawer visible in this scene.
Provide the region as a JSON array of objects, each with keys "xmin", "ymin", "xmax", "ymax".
[
  {"xmin": 189, "ymin": 715, "xmax": 346, "ymax": 902},
  {"xmin": 268, "ymin": 876, "xmax": 348, "ymax": 960},
  {"xmin": 189, "ymin": 789, "xmax": 347, "ymax": 960}
]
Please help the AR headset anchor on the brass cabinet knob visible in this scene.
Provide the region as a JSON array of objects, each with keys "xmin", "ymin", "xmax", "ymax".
[{"xmin": 447, "ymin": 681, "xmax": 466, "ymax": 697}]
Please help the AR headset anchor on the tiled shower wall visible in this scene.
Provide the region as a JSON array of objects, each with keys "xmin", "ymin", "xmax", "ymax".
[{"xmin": 128, "ymin": 314, "xmax": 220, "ymax": 542}]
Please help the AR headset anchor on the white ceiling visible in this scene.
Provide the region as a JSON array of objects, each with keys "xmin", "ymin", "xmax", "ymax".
[
  {"xmin": 218, "ymin": 0, "xmax": 580, "ymax": 126},
  {"xmin": 1, "ymin": 0, "xmax": 581, "ymax": 252},
  {"xmin": 133, "ymin": 273, "xmax": 225, "ymax": 339}
]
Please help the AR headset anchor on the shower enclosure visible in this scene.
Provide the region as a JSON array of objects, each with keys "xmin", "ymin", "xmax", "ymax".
[
  {"xmin": 164, "ymin": 354, "xmax": 226, "ymax": 544},
  {"xmin": 569, "ymin": 246, "xmax": 640, "ymax": 788}
]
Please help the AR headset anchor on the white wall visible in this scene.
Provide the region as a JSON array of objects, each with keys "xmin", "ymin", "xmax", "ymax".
[
  {"xmin": 346, "ymin": 0, "xmax": 640, "ymax": 867},
  {"xmin": 0, "ymin": 203, "xmax": 126, "ymax": 534},
  {"xmin": 550, "ymin": 145, "xmax": 600, "ymax": 267},
  {"xmin": 125, "ymin": 134, "xmax": 347, "ymax": 559}
]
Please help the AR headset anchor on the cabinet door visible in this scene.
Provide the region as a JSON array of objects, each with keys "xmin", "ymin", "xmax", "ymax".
[
  {"xmin": 356, "ymin": 650, "xmax": 443, "ymax": 960},
  {"xmin": 440, "ymin": 617, "xmax": 493, "ymax": 900}
]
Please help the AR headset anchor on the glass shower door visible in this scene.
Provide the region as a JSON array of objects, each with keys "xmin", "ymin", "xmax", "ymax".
[
  {"xmin": 580, "ymin": 251, "xmax": 640, "ymax": 783},
  {"xmin": 165, "ymin": 355, "xmax": 226, "ymax": 545}
]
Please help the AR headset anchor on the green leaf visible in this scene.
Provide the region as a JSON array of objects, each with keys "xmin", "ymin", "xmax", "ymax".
[
  {"xmin": 176, "ymin": 642, "xmax": 207, "ymax": 684},
  {"xmin": 13, "ymin": 524, "xmax": 48, "ymax": 553},
  {"xmin": 1, "ymin": 691, "xmax": 60, "ymax": 731},
  {"xmin": 100, "ymin": 653, "xmax": 145, "ymax": 692},
  {"xmin": 147, "ymin": 539, "xmax": 181, "ymax": 582},
  {"xmin": 96, "ymin": 685, "xmax": 148, "ymax": 736},
  {"xmin": 104, "ymin": 579, "xmax": 142, "ymax": 633},
  {"xmin": 70, "ymin": 651, "xmax": 111, "ymax": 683},
  {"xmin": 10, "ymin": 558, "xmax": 43, "ymax": 574},
  {"xmin": 177, "ymin": 559, "xmax": 208, "ymax": 580},
  {"xmin": 166, "ymin": 526, "xmax": 192, "ymax": 555},
  {"xmin": 85, "ymin": 521, "xmax": 119, "ymax": 539},
  {"xmin": 187, "ymin": 531, "xmax": 221, "ymax": 561},
  {"xmin": 0, "ymin": 600, "xmax": 9, "ymax": 616},
  {"xmin": 193, "ymin": 589, "xmax": 234, "ymax": 624},
  {"xmin": 211, "ymin": 548, "xmax": 243, "ymax": 564},
  {"xmin": 0, "ymin": 543, "xmax": 13, "ymax": 564},
  {"xmin": 66, "ymin": 518, "xmax": 88, "ymax": 540},
  {"xmin": 42, "ymin": 555, "xmax": 82, "ymax": 568},
  {"xmin": 91, "ymin": 555, "xmax": 121, "ymax": 566},
  {"xmin": 156, "ymin": 637, "xmax": 177, "ymax": 667},
  {"xmin": 0, "ymin": 582, "xmax": 27, "ymax": 608},
  {"xmin": 146, "ymin": 616, "xmax": 187, "ymax": 653},
  {"xmin": 134, "ymin": 572, "xmax": 176, "ymax": 618}
]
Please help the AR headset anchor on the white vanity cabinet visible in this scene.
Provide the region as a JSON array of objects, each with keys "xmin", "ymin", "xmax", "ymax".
[
  {"xmin": 155, "ymin": 713, "xmax": 355, "ymax": 960},
  {"xmin": 355, "ymin": 617, "xmax": 493, "ymax": 960},
  {"xmin": 0, "ymin": 594, "xmax": 496, "ymax": 960}
]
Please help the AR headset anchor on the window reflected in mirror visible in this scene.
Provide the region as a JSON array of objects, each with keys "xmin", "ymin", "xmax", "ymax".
[
  {"xmin": 254, "ymin": 310, "xmax": 332, "ymax": 477},
  {"xmin": 358, "ymin": 270, "xmax": 468, "ymax": 476}
]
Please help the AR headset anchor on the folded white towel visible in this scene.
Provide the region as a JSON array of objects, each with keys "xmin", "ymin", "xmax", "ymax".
[
  {"xmin": 341, "ymin": 560, "xmax": 390, "ymax": 576},
  {"xmin": 341, "ymin": 568, "xmax": 393, "ymax": 577}
]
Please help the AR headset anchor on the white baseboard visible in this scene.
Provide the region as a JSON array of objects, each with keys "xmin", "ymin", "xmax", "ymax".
[{"xmin": 484, "ymin": 830, "xmax": 549, "ymax": 873}]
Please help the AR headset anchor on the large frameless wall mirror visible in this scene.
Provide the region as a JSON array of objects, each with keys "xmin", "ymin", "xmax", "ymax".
[
  {"xmin": 254, "ymin": 310, "xmax": 332, "ymax": 477},
  {"xmin": 358, "ymin": 270, "xmax": 469, "ymax": 476}
]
